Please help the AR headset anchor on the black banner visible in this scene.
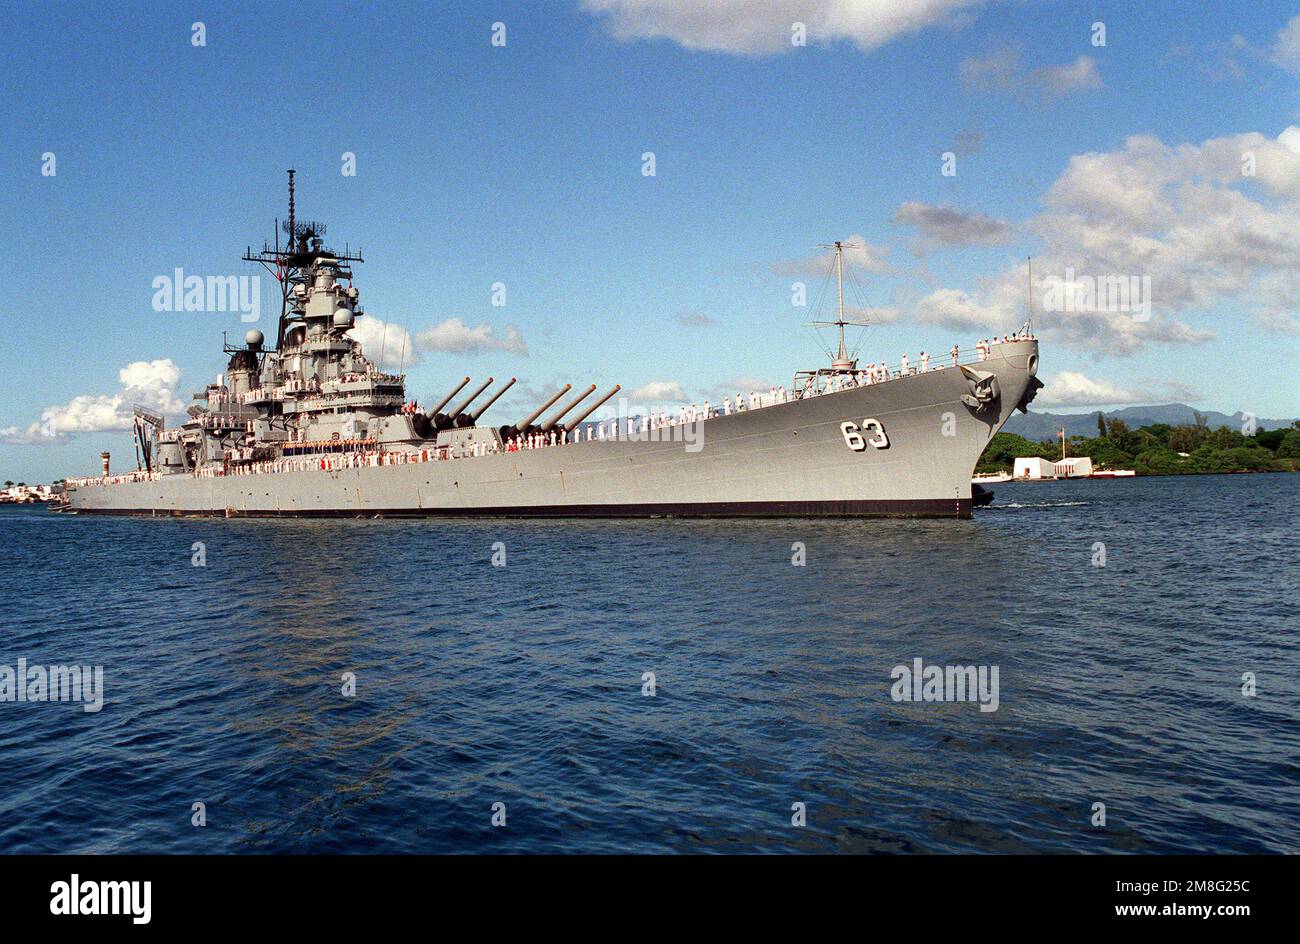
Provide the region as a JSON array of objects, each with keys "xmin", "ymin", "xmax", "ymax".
[{"xmin": 0, "ymin": 854, "xmax": 1280, "ymax": 930}]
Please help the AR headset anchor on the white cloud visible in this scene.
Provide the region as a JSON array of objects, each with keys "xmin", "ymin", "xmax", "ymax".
[
  {"xmin": 1036, "ymin": 372, "xmax": 1141, "ymax": 407},
  {"xmin": 416, "ymin": 318, "xmax": 527, "ymax": 356},
  {"xmin": 1035, "ymin": 373, "xmax": 1202, "ymax": 408},
  {"xmin": 1164, "ymin": 30, "xmax": 1288, "ymax": 83},
  {"xmin": 580, "ymin": 0, "xmax": 984, "ymax": 56},
  {"xmin": 1201, "ymin": 34, "xmax": 1252, "ymax": 82},
  {"xmin": 1035, "ymin": 129, "xmax": 1300, "ymax": 342},
  {"xmin": 630, "ymin": 380, "xmax": 687, "ymax": 402},
  {"xmin": 1278, "ymin": 124, "xmax": 1300, "ymax": 155},
  {"xmin": 0, "ymin": 422, "xmax": 51, "ymax": 445},
  {"xmin": 913, "ymin": 288, "xmax": 1004, "ymax": 331},
  {"xmin": 959, "ymin": 46, "xmax": 1018, "ymax": 91},
  {"xmin": 893, "ymin": 201, "xmax": 1012, "ymax": 249},
  {"xmin": 346, "ymin": 316, "xmax": 419, "ymax": 371},
  {"xmin": 1032, "ymin": 55, "xmax": 1102, "ymax": 98},
  {"xmin": 908, "ymin": 127, "xmax": 1300, "ymax": 353},
  {"xmin": 349, "ymin": 316, "xmax": 528, "ymax": 368},
  {"xmin": 0, "ymin": 359, "xmax": 184, "ymax": 444},
  {"xmin": 1271, "ymin": 14, "xmax": 1300, "ymax": 73},
  {"xmin": 961, "ymin": 48, "xmax": 1102, "ymax": 101},
  {"xmin": 1248, "ymin": 295, "xmax": 1300, "ymax": 335}
]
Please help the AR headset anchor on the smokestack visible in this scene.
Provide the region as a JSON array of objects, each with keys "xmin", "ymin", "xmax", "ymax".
[
  {"xmin": 100, "ymin": 452, "xmax": 111, "ymax": 477},
  {"xmin": 564, "ymin": 385, "xmax": 622, "ymax": 431},
  {"xmin": 540, "ymin": 384, "xmax": 596, "ymax": 432}
]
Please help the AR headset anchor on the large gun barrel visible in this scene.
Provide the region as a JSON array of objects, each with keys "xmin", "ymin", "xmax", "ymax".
[
  {"xmin": 448, "ymin": 377, "xmax": 493, "ymax": 424},
  {"xmin": 471, "ymin": 377, "xmax": 516, "ymax": 421},
  {"xmin": 540, "ymin": 384, "xmax": 596, "ymax": 432},
  {"xmin": 428, "ymin": 377, "xmax": 470, "ymax": 416},
  {"xmin": 513, "ymin": 385, "xmax": 571, "ymax": 433},
  {"xmin": 564, "ymin": 385, "xmax": 622, "ymax": 431}
]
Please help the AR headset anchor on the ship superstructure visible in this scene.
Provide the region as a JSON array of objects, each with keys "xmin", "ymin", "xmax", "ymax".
[
  {"xmin": 149, "ymin": 172, "xmax": 419, "ymax": 475},
  {"xmin": 65, "ymin": 175, "xmax": 1043, "ymax": 518}
]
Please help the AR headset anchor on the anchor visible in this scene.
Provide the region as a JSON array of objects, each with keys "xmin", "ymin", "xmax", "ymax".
[{"xmin": 958, "ymin": 365, "xmax": 1001, "ymax": 413}]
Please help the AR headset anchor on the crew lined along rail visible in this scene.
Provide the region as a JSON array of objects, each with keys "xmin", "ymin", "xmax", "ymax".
[
  {"xmin": 643, "ymin": 334, "xmax": 1032, "ymax": 422},
  {"xmin": 66, "ymin": 335, "xmax": 1033, "ymax": 488}
]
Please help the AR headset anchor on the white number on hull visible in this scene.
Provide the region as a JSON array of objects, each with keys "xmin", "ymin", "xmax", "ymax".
[
  {"xmin": 862, "ymin": 418, "xmax": 889, "ymax": 448},
  {"xmin": 840, "ymin": 421, "xmax": 866, "ymax": 451},
  {"xmin": 840, "ymin": 418, "xmax": 889, "ymax": 451}
]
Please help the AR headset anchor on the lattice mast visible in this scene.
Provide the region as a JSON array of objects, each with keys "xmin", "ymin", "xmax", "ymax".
[{"xmin": 242, "ymin": 170, "xmax": 364, "ymax": 349}]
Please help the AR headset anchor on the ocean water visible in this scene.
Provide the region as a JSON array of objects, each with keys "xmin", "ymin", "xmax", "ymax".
[{"xmin": 0, "ymin": 472, "xmax": 1296, "ymax": 854}]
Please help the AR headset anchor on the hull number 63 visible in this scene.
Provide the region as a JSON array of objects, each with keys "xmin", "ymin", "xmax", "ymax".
[{"xmin": 841, "ymin": 418, "xmax": 889, "ymax": 451}]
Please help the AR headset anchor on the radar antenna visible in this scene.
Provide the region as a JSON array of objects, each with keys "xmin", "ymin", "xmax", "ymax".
[{"xmin": 282, "ymin": 219, "xmax": 327, "ymax": 241}]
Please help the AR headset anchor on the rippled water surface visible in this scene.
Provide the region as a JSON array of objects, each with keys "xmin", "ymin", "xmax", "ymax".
[{"xmin": 1, "ymin": 473, "xmax": 1297, "ymax": 853}]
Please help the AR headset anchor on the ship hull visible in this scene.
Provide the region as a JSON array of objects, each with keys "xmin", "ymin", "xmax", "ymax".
[{"xmin": 67, "ymin": 342, "xmax": 1038, "ymax": 520}]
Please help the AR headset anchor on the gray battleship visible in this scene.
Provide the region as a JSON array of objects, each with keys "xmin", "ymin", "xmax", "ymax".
[{"xmin": 64, "ymin": 174, "xmax": 1042, "ymax": 518}]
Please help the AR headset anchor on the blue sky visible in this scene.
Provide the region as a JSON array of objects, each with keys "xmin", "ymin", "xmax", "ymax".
[{"xmin": 1, "ymin": 0, "xmax": 1297, "ymax": 482}]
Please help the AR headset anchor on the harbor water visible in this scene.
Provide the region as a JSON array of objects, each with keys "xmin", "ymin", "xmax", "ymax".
[{"xmin": 0, "ymin": 472, "xmax": 1296, "ymax": 853}]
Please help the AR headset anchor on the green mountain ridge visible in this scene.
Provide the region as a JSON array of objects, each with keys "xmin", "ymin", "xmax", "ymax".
[{"xmin": 1004, "ymin": 403, "xmax": 1296, "ymax": 440}]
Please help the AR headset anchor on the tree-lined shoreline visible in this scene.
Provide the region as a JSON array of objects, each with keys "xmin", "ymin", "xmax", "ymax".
[{"xmin": 978, "ymin": 413, "xmax": 1300, "ymax": 475}]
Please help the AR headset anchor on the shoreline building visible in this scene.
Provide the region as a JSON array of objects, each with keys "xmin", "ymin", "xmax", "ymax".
[{"xmin": 1013, "ymin": 456, "xmax": 1094, "ymax": 479}]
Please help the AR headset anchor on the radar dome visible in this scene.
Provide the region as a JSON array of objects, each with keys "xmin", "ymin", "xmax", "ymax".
[
  {"xmin": 333, "ymin": 309, "xmax": 354, "ymax": 327},
  {"xmin": 244, "ymin": 329, "xmax": 264, "ymax": 348}
]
